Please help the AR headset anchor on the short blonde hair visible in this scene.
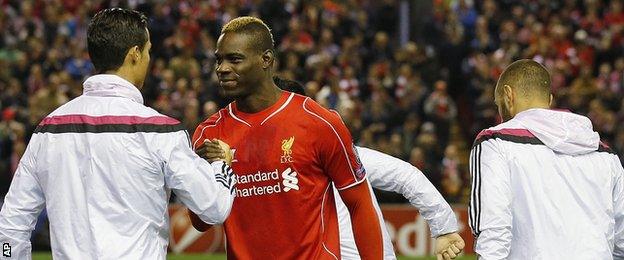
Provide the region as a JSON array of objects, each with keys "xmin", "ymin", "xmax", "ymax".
[{"xmin": 221, "ymin": 16, "xmax": 274, "ymax": 52}]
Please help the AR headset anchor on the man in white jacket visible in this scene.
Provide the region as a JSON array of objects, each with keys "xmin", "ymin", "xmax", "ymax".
[
  {"xmin": 470, "ymin": 59, "xmax": 624, "ymax": 259},
  {"xmin": 0, "ymin": 8, "xmax": 236, "ymax": 260}
]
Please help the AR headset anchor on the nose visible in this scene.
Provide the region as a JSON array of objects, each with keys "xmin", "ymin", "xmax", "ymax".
[{"xmin": 216, "ymin": 62, "xmax": 232, "ymax": 76}]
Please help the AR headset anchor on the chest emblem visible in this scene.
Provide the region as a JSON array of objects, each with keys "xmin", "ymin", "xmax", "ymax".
[{"xmin": 280, "ymin": 136, "xmax": 295, "ymax": 163}]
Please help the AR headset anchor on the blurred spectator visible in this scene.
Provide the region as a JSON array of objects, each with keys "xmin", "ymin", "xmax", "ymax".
[
  {"xmin": 424, "ymin": 80, "xmax": 457, "ymax": 148},
  {"xmin": 0, "ymin": 107, "xmax": 25, "ymax": 195}
]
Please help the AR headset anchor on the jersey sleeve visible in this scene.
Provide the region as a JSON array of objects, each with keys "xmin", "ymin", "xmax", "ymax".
[
  {"xmin": 0, "ymin": 135, "xmax": 45, "ymax": 260},
  {"xmin": 470, "ymin": 138, "xmax": 513, "ymax": 260},
  {"xmin": 303, "ymin": 98, "xmax": 365, "ymax": 190},
  {"xmin": 357, "ymin": 146, "xmax": 459, "ymax": 237}
]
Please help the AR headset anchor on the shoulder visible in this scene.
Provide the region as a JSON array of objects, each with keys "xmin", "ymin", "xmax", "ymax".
[
  {"xmin": 197, "ymin": 107, "xmax": 229, "ymax": 129},
  {"xmin": 298, "ymin": 96, "xmax": 344, "ymax": 128},
  {"xmin": 193, "ymin": 107, "xmax": 230, "ymax": 138},
  {"xmin": 473, "ymin": 120, "xmax": 540, "ymax": 147},
  {"xmin": 47, "ymin": 96, "xmax": 181, "ymax": 124}
]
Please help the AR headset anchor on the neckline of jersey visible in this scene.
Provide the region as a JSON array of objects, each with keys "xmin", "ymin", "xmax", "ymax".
[{"xmin": 229, "ymin": 91, "xmax": 292, "ymax": 126}]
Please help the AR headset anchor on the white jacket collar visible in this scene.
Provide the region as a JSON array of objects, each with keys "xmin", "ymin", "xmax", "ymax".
[
  {"xmin": 82, "ymin": 74, "xmax": 144, "ymax": 104},
  {"xmin": 514, "ymin": 108, "xmax": 599, "ymax": 155}
]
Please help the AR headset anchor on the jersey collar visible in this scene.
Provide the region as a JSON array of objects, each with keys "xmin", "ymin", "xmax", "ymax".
[
  {"xmin": 82, "ymin": 74, "xmax": 144, "ymax": 104},
  {"xmin": 229, "ymin": 91, "xmax": 294, "ymax": 127}
]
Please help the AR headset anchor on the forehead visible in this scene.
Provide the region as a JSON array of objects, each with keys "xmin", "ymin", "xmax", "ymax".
[{"xmin": 216, "ymin": 32, "xmax": 255, "ymax": 54}]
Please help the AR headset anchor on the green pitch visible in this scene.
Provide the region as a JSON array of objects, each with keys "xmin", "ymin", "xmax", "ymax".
[{"xmin": 33, "ymin": 252, "xmax": 476, "ymax": 260}]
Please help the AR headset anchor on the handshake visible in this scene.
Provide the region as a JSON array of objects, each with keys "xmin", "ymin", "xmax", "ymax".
[{"xmin": 196, "ymin": 139, "xmax": 233, "ymax": 166}]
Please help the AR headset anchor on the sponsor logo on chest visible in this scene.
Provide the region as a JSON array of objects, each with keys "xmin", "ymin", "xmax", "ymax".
[
  {"xmin": 230, "ymin": 136, "xmax": 303, "ymax": 198},
  {"xmin": 233, "ymin": 167, "xmax": 299, "ymax": 198}
]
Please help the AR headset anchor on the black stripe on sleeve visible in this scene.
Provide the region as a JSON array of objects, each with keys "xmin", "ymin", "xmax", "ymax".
[
  {"xmin": 184, "ymin": 130, "xmax": 192, "ymax": 148},
  {"xmin": 216, "ymin": 179, "xmax": 230, "ymax": 190},
  {"xmin": 469, "ymin": 144, "xmax": 483, "ymax": 237},
  {"xmin": 476, "ymin": 144, "xmax": 482, "ymax": 236}
]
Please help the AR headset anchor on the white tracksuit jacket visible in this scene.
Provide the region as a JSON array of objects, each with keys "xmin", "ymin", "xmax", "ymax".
[
  {"xmin": 469, "ymin": 108, "xmax": 624, "ymax": 259},
  {"xmin": 336, "ymin": 147, "xmax": 459, "ymax": 259},
  {"xmin": 0, "ymin": 74, "xmax": 236, "ymax": 260}
]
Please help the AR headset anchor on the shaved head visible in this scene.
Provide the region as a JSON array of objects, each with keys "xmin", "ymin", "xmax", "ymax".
[
  {"xmin": 497, "ymin": 59, "xmax": 551, "ymax": 102},
  {"xmin": 495, "ymin": 59, "xmax": 552, "ymax": 121}
]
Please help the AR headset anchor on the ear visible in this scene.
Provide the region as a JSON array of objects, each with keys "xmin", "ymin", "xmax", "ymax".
[
  {"xmin": 261, "ymin": 49, "xmax": 274, "ymax": 69},
  {"xmin": 503, "ymin": 84, "xmax": 514, "ymax": 108},
  {"xmin": 127, "ymin": 46, "xmax": 141, "ymax": 64}
]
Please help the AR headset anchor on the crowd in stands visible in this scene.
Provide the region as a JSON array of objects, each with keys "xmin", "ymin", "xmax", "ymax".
[{"xmin": 2, "ymin": 0, "xmax": 624, "ymax": 205}]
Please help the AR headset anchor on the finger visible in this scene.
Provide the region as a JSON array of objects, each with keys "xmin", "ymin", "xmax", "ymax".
[
  {"xmin": 456, "ymin": 239, "xmax": 466, "ymax": 249},
  {"xmin": 195, "ymin": 143, "xmax": 207, "ymax": 151},
  {"xmin": 436, "ymin": 253, "xmax": 443, "ymax": 260},
  {"xmin": 203, "ymin": 145, "xmax": 224, "ymax": 152},
  {"xmin": 204, "ymin": 152, "xmax": 225, "ymax": 159},
  {"xmin": 205, "ymin": 157, "xmax": 223, "ymax": 163},
  {"xmin": 204, "ymin": 142, "xmax": 222, "ymax": 149},
  {"xmin": 446, "ymin": 248, "xmax": 457, "ymax": 258},
  {"xmin": 203, "ymin": 142, "xmax": 220, "ymax": 150},
  {"xmin": 450, "ymin": 244, "xmax": 461, "ymax": 254},
  {"xmin": 196, "ymin": 151, "xmax": 210, "ymax": 159},
  {"xmin": 443, "ymin": 251, "xmax": 451, "ymax": 260},
  {"xmin": 204, "ymin": 148, "xmax": 224, "ymax": 155}
]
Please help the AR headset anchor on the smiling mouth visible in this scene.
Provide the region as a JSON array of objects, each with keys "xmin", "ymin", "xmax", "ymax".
[{"xmin": 219, "ymin": 80, "xmax": 238, "ymax": 88}]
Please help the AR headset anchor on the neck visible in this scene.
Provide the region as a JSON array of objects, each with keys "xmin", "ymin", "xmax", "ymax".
[
  {"xmin": 107, "ymin": 67, "xmax": 138, "ymax": 87},
  {"xmin": 514, "ymin": 101, "xmax": 550, "ymax": 115},
  {"xmin": 235, "ymin": 79, "xmax": 282, "ymax": 113}
]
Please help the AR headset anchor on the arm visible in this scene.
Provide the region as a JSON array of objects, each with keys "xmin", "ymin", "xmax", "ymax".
[
  {"xmin": 306, "ymin": 98, "xmax": 383, "ymax": 259},
  {"xmin": 613, "ymin": 155, "xmax": 624, "ymax": 259},
  {"xmin": 337, "ymin": 181, "xmax": 384, "ymax": 259},
  {"xmin": 187, "ymin": 139, "xmax": 233, "ymax": 232},
  {"xmin": 470, "ymin": 140, "xmax": 513, "ymax": 260},
  {"xmin": 356, "ymin": 146, "xmax": 459, "ymax": 237},
  {"xmin": 0, "ymin": 136, "xmax": 45, "ymax": 259},
  {"xmin": 157, "ymin": 130, "xmax": 236, "ymax": 225},
  {"xmin": 357, "ymin": 146, "xmax": 463, "ymax": 259}
]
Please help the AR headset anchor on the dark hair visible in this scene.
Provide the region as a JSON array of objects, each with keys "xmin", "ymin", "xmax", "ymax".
[
  {"xmin": 87, "ymin": 8, "xmax": 148, "ymax": 73},
  {"xmin": 273, "ymin": 76, "xmax": 306, "ymax": 96}
]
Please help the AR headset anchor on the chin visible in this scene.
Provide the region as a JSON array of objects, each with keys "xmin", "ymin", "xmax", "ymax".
[{"xmin": 219, "ymin": 88, "xmax": 244, "ymax": 99}]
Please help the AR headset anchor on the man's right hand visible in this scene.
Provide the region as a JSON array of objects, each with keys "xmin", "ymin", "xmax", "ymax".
[{"xmin": 195, "ymin": 139, "xmax": 232, "ymax": 166}]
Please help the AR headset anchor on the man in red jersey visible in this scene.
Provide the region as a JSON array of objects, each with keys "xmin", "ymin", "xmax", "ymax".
[{"xmin": 189, "ymin": 16, "xmax": 383, "ymax": 259}]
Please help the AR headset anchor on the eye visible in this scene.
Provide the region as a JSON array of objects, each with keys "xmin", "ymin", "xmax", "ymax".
[{"xmin": 231, "ymin": 57, "xmax": 243, "ymax": 64}]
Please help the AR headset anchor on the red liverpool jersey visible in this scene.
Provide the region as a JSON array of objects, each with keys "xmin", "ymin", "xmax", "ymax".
[{"xmin": 192, "ymin": 91, "xmax": 366, "ymax": 259}]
